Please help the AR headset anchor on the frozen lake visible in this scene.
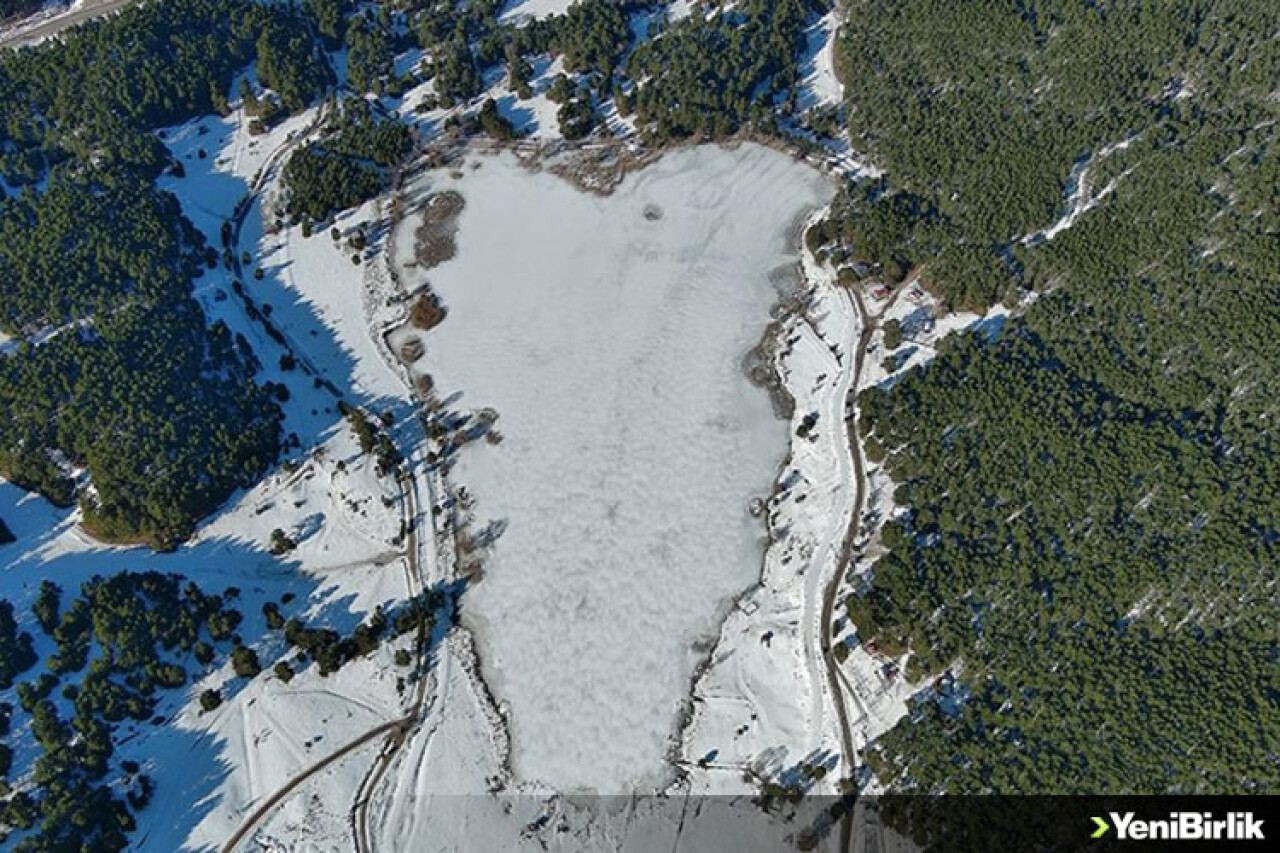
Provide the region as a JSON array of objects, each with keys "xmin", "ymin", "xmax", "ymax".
[{"xmin": 393, "ymin": 144, "xmax": 831, "ymax": 792}]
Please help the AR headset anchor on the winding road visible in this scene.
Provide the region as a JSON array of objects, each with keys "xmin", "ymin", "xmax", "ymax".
[
  {"xmin": 818, "ymin": 279, "xmax": 909, "ymax": 853},
  {"xmin": 213, "ymin": 98, "xmax": 442, "ymax": 852},
  {"xmin": 218, "ymin": 717, "xmax": 408, "ymax": 853},
  {"xmin": 220, "ymin": 468, "xmax": 429, "ymax": 853},
  {"xmin": 819, "ymin": 284, "xmax": 874, "ymax": 853},
  {"xmin": 0, "ymin": 0, "xmax": 139, "ymax": 49}
]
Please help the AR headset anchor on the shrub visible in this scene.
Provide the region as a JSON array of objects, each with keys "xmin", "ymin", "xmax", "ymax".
[
  {"xmin": 883, "ymin": 319, "xmax": 903, "ymax": 350},
  {"xmin": 231, "ymin": 644, "xmax": 261, "ymax": 679},
  {"xmin": 199, "ymin": 688, "xmax": 222, "ymax": 712},
  {"xmin": 263, "ymin": 601, "xmax": 285, "ymax": 630},
  {"xmin": 269, "ymin": 528, "xmax": 297, "ymax": 555}
]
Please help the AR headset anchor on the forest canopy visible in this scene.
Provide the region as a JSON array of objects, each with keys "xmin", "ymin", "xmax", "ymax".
[
  {"xmin": 0, "ymin": 0, "xmax": 308, "ymax": 547},
  {"xmin": 836, "ymin": 0, "xmax": 1280, "ymax": 794}
]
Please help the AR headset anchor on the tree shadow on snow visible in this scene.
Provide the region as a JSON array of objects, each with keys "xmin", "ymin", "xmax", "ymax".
[{"xmin": 0, "ymin": 471, "xmax": 449, "ymax": 851}]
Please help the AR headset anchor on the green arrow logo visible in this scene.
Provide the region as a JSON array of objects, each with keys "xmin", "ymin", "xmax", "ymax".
[{"xmin": 1091, "ymin": 816, "xmax": 1110, "ymax": 839}]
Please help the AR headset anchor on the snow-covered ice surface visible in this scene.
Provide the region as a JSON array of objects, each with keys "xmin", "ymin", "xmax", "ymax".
[{"xmin": 390, "ymin": 144, "xmax": 832, "ymax": 793}]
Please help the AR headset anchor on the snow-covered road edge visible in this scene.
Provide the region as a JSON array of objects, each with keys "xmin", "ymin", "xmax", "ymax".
[{"xmin": 674, "ymin": 205, "xmax": 867, "ymax": 795}]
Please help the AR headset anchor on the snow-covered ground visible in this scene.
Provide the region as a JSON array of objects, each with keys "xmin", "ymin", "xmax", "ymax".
[
  {"xmin": 799, "ymin": 10, "xmax": 844, "ymax": 110},
  {"xmin": 488, "ymin": 54, "xmax": 567, "ymax": 141},
  {"xmin": 0, "ymin": 424, "xmax": 415, "ymax": 853},
  {"xmin": 679, "ymin": 214, "xmax": 858, "ymax": 794},
  {"xmin": 388, "ymin": 145, "xmax": 831, "ymax": 794},
  {"xmin": 499, "ymin": 0, "xmax": 579, "ymax": 25},
  {"xmin": 158, "ymin": 79, "xmax": 412, "ymax": 442},
  {"xmin": 0, "ymin": 79, "xmax": 427, "ymax": 852},
  {"xmin": 667, "ymin": 0, "xmax": 697, "ymax": 24}
]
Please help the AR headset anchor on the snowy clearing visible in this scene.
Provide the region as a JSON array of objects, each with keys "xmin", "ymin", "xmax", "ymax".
[
  {"xmin": 499, "ymin": 0, "xmax": 579, "ymax": 25},
  {"xmin": 1, "ymin": 423, "xmax": 414, "ymax": 853},
  {"xmin": 799, "ymin": 10, "xmax": 844, "ymax": 110},
  {"xmin": 1020, "ymin": 136, "xmax": 1139, "ymax": 245}
]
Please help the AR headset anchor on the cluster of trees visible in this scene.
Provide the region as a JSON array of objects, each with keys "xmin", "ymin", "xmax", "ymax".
[
  {"xmin": 0, "ymin": 171, "xmax": 203, "ymax": 335},
  {"xmin": 628, "ymin": 0, "xmax": 824, "ymax": 140},
  {"xmin": 342, "ymin": 403, "xmax": 402, "ymax": 476},
  {"xmin": 410, "ymin": 0, "xmax": 505, "ymax": 106},
  {"xmin": 276, "ymin": 590, "xmax": 438, "ymax": 677},
  {"xmin": 512, "ymin": 0, "xmax": 636, "ymax": 86},
  {"xmin": 547, "ymin": 75, "xmax": 597, "ymax": 140},
  {"xmin": 410, "ymin": 0, "xmax": 639, "ymax": 127},
  {"xmin": 475, "ymin": 97, "xmax": 517, "ymax": 140},
  {"xmin": 307, "ymin": 0, "xmax": 349, "ymax": 47},
  {"xmin": 0, "ymin": 0, "xmax": 328, "ymax": 168},
  {"xmin": 402, "ymin": 0, "xmax": 833, "ymax": 145},
  {"xmin": 255, "ymin": 11, "xmax": 335, "ymax": 113},
  {"xmin": 0, "ymin": 600, "xmax": 36, "ymax": 689},
  {"xmin": 810, "ymin": 181, "xmax": 937, "ymax": 291},
  {"xmin": 839, "ymin": 0, "xmax": 1280, "ymax": 798},
  {"xmin": 830, "ymin": 0, "xmax": 1280, "ymax": 311},
  {"xmin": 0, "ymin": 298, "xmax": 283, "ymax": 547},
  {"xmin": 0, "ymin": 1, "xmax": 41, "ymax": 21},
  {"xmin": 282, "ymin": 97, "xmax": 413, "ymax": 225},
  {"xmin": 345, "ymin": 11, "xmax": 397, "ymax": 95},
  {"xmin": 0, "ymin": 573, "xmax": 247, "ymax": 851}
]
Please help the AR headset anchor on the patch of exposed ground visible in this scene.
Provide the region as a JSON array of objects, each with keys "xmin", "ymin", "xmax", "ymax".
[
  {"xmin": 544, "ymin": 142, "xmax": 660, "ymax": 196},
  {"xmin": 743, "ymin": 262, "xmax": 811, "ymax": 421},
  {"xmin": 413, "ymin": 190, "xmax": 465, "ymax": 269}
]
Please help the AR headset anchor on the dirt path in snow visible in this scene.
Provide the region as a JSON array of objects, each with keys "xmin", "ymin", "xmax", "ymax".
[
  {"xmin": 218, "ymin": 716, "xmax": 405, "ymax": 853},
  {"xmin": 221, "ymin": 469, "xmax": 427, "ymax": 853},
  {"xmin": 820, "ymin": 285, "xmax": 872, "ymax": 853},
  {"xmin": 349, "ymin": 150, "xmax": 472, "ymax": 851},
  {"xmin": 351, "ymin": 468, "xmax": 433, "ymax": 853},
  {"xmin": 215, "ymin": 96, "xmax": 426, "ymax": 853},
  {"xmin": 821, "ymin": 280, "xmax": 910, "ymax": 853}
]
